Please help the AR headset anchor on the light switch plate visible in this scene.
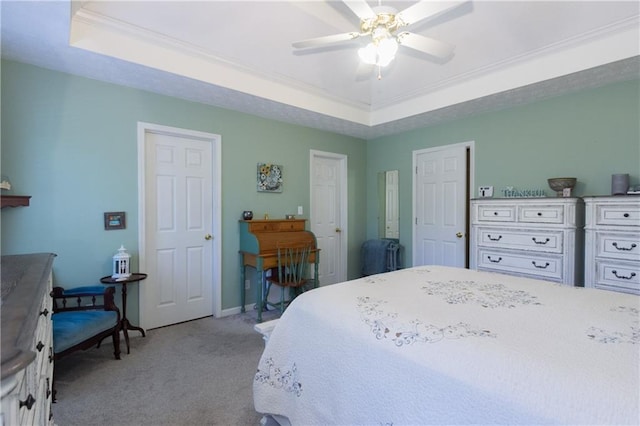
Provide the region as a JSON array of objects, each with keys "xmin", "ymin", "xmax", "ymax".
[
  {"xmin": 479, "ymin": 186, "xmax": 494, "ymax": 197},
  {"xmin": 297, "ymin": 205, "xmax": 303, "ymax": 215}
]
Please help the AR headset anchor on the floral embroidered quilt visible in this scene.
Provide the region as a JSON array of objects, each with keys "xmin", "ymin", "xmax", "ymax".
[{"xmin": 253, "ymin": 266, "xmax": 639, "ymax": 425}]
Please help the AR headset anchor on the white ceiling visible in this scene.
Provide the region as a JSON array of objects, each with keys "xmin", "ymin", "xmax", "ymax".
[{"xmin": 1, "ymin": 1, "xmax": 639, "ymax": 139}]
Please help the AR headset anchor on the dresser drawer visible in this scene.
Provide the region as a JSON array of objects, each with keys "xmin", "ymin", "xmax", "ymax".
[
  {"xmin": 593, "ymin": 260, "xmax": 639, "ymax": 294},
  {"xmin": 277, "ymin": 220, "xmax": 305, "ymax": 232},
  {"xmin": 476, "ymin": 228, "xmax": 563, "ymax": 253},
  {"xmin": 595, "ymin": 203, "xmax": 640, "ymax": 226},
  {"xmin": 476, "ymin": 205, "xmax": 516, "ymax": 222},
  {"xmin": 518, "ymin": 204, "xmax": 565, "ymax": 224},
  {"xmin": 247, "ymin": 220, "xmax": 305, "ymax": 232},
  {"xmin": 595, "ymin": 231, "xmax": 640, "ymax": 262},
  {"xmin": 476, "ymin": 249, "xmax": 563, "ymax": 281}
]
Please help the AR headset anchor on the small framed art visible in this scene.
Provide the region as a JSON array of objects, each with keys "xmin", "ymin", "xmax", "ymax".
[
  {"xmin": 104, "ymin": 211, "xmax": 126, "ymax": 230},
  {"xmin": 257, "ymin": 163, "xmax": 283, "ymax": 193}
]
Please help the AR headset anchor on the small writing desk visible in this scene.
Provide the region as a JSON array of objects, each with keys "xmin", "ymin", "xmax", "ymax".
[
  {"xmin": 239, "ymin": 219, "xmax": 319, "ymax": 322},
  {"xmin": 100, "ymin": 273, "xmax": 147, "ymax": 354}
]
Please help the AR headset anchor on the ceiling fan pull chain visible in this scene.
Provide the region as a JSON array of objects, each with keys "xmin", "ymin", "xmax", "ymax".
[{"xmin": 377, "ymin": 66, "xmax": 382, "ymax": 80}]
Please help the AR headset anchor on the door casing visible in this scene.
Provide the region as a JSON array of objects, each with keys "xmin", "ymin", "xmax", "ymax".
[
  {"xmin": 412, "ymin": 141, "xmax": 475, "ymax": 267},
  {"xmin": 137, "ymin": 122, "xmax": 222, "ymax": 328},
  {"xmin": 309, "ymin": 149, "xmax": 348, "ymax": 285}
]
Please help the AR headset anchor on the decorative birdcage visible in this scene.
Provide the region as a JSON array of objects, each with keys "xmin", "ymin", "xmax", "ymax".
[{"xmin": 112, "ymin": 245, "xmax": 131, "ymax": 279}]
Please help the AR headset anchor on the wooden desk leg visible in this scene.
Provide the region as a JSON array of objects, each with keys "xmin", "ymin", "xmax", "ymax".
[
  {"xmin": 257, "ymin": 269, "xmax": 265, "ymax": 323},
  {"xmin": 240, "ymin": 253, "xmax": 246, "ymax": 313}
]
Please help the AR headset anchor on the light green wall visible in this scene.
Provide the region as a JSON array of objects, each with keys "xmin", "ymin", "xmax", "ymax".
[
  {"xmin": 0, "ymin": 60, "xmax": 367, "ymax": 319},
  {"xmin": 366, "ymin": 78, "xmax": 640, "ymax": 264},
  {"xmin": 3, "ymin": 60, "xmax": 639, "ymax": 321}
]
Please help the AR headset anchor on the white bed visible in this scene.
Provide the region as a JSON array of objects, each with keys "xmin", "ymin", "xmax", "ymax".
[{"xmin": 253, "ymin": 266, "xmax": 639, "ymax": 425}]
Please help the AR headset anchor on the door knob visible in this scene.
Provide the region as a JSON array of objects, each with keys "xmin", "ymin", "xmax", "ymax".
[
  {"xmin": 456, "ymin": 232, "xmax": 463, "ymax": 238},
  {"xmin": 204, "ymin": 234, "xmax": 213, "ymax": 240},
  {"xmin": 335, "ymin": 228, "xmax": 342, "ymax": 233}
]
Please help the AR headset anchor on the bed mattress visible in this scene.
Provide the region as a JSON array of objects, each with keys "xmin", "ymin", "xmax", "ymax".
[{"xmin": 253, "ymin": 266, "xmax": 639, "ymax": 425}]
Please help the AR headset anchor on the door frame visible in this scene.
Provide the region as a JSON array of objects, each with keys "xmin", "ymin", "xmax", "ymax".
[
  {"xmin": 309, "ymin": 149, "xmax": 348, "ymax": 285},
  {"xmin": 137, "ymin": 122, "xmax": 222, "ymax": 326},
  {"xmin": 411, "ymin": 140, "xmax": 475, "ymax": 267}
]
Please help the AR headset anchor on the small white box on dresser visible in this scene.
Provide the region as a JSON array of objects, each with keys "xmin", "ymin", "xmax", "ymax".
[
  {"xmin": 583, "ymin": 196, "xmax": 639, "ymax": 294},
  {"xmin": 470, "ymin": 197, "xmax": 584, "ymax": 285}
]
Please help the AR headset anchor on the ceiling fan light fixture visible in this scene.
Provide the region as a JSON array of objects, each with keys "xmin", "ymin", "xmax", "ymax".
[{"xmin": 358, "ymin": 35, "xmax": 398, "ymax": 67}]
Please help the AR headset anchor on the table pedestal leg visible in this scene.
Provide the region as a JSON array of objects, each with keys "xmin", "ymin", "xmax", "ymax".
[{"xmin": 120, "ymin": 282, "xmax": 146, "ymax": 354}]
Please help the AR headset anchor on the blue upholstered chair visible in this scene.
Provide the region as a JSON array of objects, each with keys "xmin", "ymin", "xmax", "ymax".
[{"xmin": 51, "ymin": 285, "xmax": 121, "ymax": 400}]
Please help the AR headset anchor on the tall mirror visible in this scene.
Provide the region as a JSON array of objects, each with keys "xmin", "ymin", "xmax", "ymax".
[{"xmin": 377, "ymin": 170, "xmax": 399, "ymax": 240}]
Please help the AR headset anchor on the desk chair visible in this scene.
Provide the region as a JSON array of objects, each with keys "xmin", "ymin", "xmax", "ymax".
[{"xmin": 264, "ymin": 243, "xmax": 313, "ymax": 314}]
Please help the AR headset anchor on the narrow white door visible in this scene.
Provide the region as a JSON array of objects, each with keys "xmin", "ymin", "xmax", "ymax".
[
  {"xmin": 310, "ymin": 150, "xmax": 347, "ymax": 286},
  {"xmin": 385, "ymin": 169, "xmax": 399, "ymax": 239},
  {"xmin": 139, "ymin": 123, "xmax": 221, "ymax": 330},
  {"xmin": 413, "ymin": 143, "xmax": 471, "ymax": 267}
]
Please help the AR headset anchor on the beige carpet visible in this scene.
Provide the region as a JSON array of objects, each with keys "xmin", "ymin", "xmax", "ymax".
[{"xmin": 52, "ymin": 311, "xmax": 279, "ymax": 426}]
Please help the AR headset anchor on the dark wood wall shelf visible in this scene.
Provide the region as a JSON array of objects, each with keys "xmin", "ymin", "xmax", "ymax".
[{"xmin": 1, "ymin": 195, "xmax": 31, "ymax": 209}]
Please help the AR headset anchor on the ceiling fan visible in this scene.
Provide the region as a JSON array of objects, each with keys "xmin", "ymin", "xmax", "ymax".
[{"xmin": 292, "ymin": 0, "xmax": 467, "ymax": 77}]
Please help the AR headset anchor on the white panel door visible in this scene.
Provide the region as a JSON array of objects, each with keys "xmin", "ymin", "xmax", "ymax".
[
  {"xmin": 310, "ymin": 150, "xmax": 347, "ymax": 286},
  {"xmin": 413, "ymin": 144, "xmax": 469, "ymax": 267},
  {"xmin": 140, "ymin": 125, "xmax": 219, "ymax": 329}
]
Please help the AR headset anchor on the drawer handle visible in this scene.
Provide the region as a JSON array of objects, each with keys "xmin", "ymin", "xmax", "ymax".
[
  {"xmin": 40, "ymin": 308, "xmax": 49, "ymax": 317},
  {"xmin": 49, "ymin": 347, "xmax": 54, "ymax": 363},
  {"xmin": 612, "ymin": 242, "xmax": 637, "ymax": 251},
  {"xmin": 487, "ymin": 256, "xmax": 502, "ymax": 263},
  {"xmin": 532, "ymin": 237, "xmax": 550, "ymax": 245},
  {"xmin": 20, "ymin": 394, "xmax": 36, "ymax": 410},
  {"xmin": 36, "ymin": 341, "xmax": 45, "ymax": 352},
  {"xmin": 46, "ymin": 378, "xmax": 51, "ymax": 398},
  {"xmin": 487, "ymin": 234, "xmax": 502, "ymax": 241},
  {"xmin": 537, "ymin": 212, "xmax": 542, "ymax": 216},
  {"xmin": 532, "ymin": 261, "xmax": 550, "ymax": 269},
  {"xmin": 493, "ymin": 212, "xmax": 498, "ymax": 216},
  {"xmin": 624, "ymin": 213, "xmax": 630, "ymax": 218},
  {"xmin": 611, "ymin": 270, "xmax": 636, "ymax": 280}
]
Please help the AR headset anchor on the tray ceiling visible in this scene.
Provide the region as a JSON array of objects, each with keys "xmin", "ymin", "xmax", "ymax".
[{"xmin": 2, "ymin": 1, "xmax": 639, "ymax": 139}]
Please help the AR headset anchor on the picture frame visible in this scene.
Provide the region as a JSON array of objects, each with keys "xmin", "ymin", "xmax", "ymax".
[
  {"xmin": 104, "ymin": 211, "xmax": 126, "ymax": 230},
  {"xmin": 257, "ymin": 163, "xmax": 283, "ymax": 193}
]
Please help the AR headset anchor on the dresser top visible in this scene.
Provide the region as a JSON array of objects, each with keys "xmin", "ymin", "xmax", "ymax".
[
  {"xmin": 581, "ymin": 195, "xmax": 640, "ymax": 201},
  {"xmin": 1, "ymin": 253, "xmax": 56, "ymax": 379}
]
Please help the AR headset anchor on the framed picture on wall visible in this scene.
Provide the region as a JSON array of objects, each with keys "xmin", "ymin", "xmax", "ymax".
[
  {"xmin": 104, "ymin": 211, "xmax": 126, "ymax": 230},
  {"xmin": 257, "ymin": 163, "xmax": 283, "ymax": 193}
]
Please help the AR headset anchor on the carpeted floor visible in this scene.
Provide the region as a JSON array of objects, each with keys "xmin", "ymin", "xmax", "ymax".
[{"xmin": 52, "ymin": 311, "xmax": 279, "ymax": 425}]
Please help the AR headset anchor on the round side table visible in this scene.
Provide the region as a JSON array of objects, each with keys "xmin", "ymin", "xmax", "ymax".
[{"xmin": 100, "ymin": 273, "xmax": 147, "ymax": 354}]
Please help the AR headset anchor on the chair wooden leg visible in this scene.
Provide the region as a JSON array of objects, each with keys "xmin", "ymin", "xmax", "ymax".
[
  {"xmin": 280, "ymin": 286, "xmax": 287, "ymax": 314},
  {"xmin": 112, "ymin": 325, "xmax": 121, "ymax": 360}
]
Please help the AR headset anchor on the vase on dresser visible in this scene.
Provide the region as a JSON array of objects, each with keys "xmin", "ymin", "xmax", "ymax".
[
  {"xmin": 583, "ymin": 196, "xmax": 639, "ymax": 294},
  {"xmin": 470, "ymin": 197, "xmax": 584, "ymax": 286}
]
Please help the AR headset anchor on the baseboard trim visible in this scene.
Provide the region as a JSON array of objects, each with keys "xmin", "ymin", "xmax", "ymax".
[{"xmin": 219, "ymin": 304, "xmax": 255, "ymax": 317}]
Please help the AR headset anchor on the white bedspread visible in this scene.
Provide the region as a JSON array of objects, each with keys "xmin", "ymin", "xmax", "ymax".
[{"xmin": 253, "ymin": 266, "xmax": 640, "ymax": 425}]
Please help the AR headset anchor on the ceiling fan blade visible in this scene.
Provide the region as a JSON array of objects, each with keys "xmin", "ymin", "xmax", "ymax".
[
  {"xmin": 343, "ymin": 0, "xmax": 376, "ymax": 21},
  {"xmin": 397, "ymin": 0, "xmax": 467, "ymax": 27},
  {"xmin": 292, "ymin": 32, "xmax": 362, "ymax": 49},
  {"xmin": 397, "ymin": 32, "xmax": 454, "ymax": 59}
]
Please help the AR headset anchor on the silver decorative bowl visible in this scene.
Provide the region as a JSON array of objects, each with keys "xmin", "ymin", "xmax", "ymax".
[{"xmin": 547, "ymin": 177, "xmax": 576, "ymax": 197}]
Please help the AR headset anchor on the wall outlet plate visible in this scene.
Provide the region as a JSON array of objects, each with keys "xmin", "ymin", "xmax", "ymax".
[{"xmin": 479, "ymin": 186, "xmax": 494, "ymax": 197}]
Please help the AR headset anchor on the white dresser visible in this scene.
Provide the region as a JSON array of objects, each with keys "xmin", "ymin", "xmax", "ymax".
[
  {"xmin": 1, "ymin": 253, "xmax": 56, "ymax": 426},
  {"xmin": 583, "ymin": 196, "xmax": 639, "ymax": 294},
  {"xmin": 470, "ymin": 198, "xmax": 584, "ymax": 285}
]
